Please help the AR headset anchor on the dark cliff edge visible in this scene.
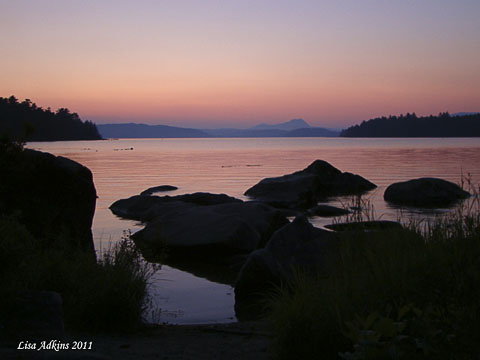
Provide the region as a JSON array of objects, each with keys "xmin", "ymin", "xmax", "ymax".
[{"xmin": 0, "ymin": 142, "xmax": 97, "ymax": 251}]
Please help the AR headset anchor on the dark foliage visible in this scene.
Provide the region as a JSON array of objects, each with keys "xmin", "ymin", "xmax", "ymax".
[
  {"xmin": 0, "ymin": 95, "xmax": 102, "ymax": 141},
  {"xmin": 270, "ymin": 191, "xmax": 480, "ymax": 359},
  {"xmin": 0, "ymin": 217, "xmax": 156, "ymax": 333},
  {"xmin": 341, "ymin": 112, "xmax": 480, "ymax": 137},
  {"xmin": 0, "ymin": 138, "xmax": 156, "ymax": 333}
]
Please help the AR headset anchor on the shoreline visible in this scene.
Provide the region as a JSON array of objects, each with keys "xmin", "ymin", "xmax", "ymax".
[{"xmin": 1, "ymin": 321, "xmax": 271, "ymax": 360}]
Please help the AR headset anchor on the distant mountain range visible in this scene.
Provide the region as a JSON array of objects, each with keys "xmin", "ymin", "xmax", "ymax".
[
  {"xmin": 97, "ymin": 112, "xmax": 480, "ymax": 139},
  {"xmin": 250, "ymin": 118, "xmax": 310, "ymax": 131},
  {"xmin": 96, "ymin": 123, "xmax": 209, "ymax": 138},
  {"xmin": 97, "ymin": 119, "xmax": 339, "ymax": 139}
]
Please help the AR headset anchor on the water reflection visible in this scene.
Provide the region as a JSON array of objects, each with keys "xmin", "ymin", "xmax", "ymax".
[{"xmin": 28, "ymin": 137, "xmax": 480, "ymax": 324}]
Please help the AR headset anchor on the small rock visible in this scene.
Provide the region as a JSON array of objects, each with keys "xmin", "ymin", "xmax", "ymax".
[{"xmin": 140, "ymin": 185, "xmax": 178, "ymax": 195}]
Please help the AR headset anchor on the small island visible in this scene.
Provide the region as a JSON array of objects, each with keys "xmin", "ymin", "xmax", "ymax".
[{"xmin": 0, "ymin": 96, "xmax": 102, "ymax": 141}]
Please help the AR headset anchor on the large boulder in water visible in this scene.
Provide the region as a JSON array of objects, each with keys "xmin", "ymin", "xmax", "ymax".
[
  {"xmin": 234, "ymin": 216, "xmax": 338, "ymax": 320},
  {"xmin": 0, "ymin": 148, "xmax": 96, "ymax": 251},
  {"xmin": 131, "ymin": 201, "xmax": 288, "ymax": 257},
  {"xmin": 384, "ymin": 178, "xmax": 470, "ymax": 208},
  {"xmin": 244, "ymin": 160, "xmax": 376, "ymax": 209},
  {"xmin": 110, "ymin": 192, "xmax": 242, "ymax": 221}
]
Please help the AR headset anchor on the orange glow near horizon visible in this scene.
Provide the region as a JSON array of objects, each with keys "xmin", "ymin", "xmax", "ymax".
[{"xmin": 1, "ymin": 1, "xmax": 479, "ymax": 128}]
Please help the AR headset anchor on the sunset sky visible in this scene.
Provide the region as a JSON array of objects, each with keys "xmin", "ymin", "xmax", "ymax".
[{"xmin": 1, "ymin": 0, "xmax": 479, "ymax": 128}]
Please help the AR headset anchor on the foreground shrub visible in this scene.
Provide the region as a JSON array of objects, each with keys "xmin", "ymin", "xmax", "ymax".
[
  {"xmin": 0, "ymin": 219, "xmax": 158, "ymax": 333},
  {"xmin": 63, "ymin": 235, "xmax": 159, "ymax": 332},
  {"xmin": 270, "ymin": 193, "xmax": 480, "ymax": 359}
]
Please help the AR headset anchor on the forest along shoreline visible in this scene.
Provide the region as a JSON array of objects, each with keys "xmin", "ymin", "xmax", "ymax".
[{"xmin": 2, "ymin": 136, "xmax": 479, "ymax": 359}]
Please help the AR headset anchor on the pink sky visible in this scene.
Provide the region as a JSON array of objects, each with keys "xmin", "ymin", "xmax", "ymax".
[{"xmin": 1, "ymin": 0, "xmax": 479, "ymax": 128}]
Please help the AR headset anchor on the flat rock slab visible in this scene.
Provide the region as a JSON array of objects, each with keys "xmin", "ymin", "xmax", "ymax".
[
  {"xmin": 140, "ymin": 185, "xmax": 178, "ymax": 195},
  {"xmin": 384, "ymin": 177, "xmax": 470, "ymax": 208},
  {"xmin": 132, "ymin": 202, "xmax": 288, "ymax": 256},
  {"xmin": 110, "ymin": 192, "xmax": 242, "ymax": 221},
  {"xmin": 244, "ymin": 160, "xmax": 376, "ymax": 209}
]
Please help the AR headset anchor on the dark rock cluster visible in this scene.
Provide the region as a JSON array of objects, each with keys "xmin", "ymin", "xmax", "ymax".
[{"xmin": 110, "ymin": 160, "xmax": 471, "ymax": 320}]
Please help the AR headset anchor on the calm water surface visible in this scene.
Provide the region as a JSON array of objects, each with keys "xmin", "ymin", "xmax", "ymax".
[{"xmin": 28, "ymin": 137, "xmax": 480, "ymax": 324}]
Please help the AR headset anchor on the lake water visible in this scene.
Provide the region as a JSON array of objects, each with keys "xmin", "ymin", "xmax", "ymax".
[{"xmin": 28, "ymin": 137, "xmax": 480, "ymax": 324}]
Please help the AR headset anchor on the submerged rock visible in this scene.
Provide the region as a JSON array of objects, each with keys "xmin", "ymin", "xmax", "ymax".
[
  {"xmin": 244, "ymin": 160, "xmax": 376, "ymax": 209},
  {"xmin": 140, "ymin": 185, "xmax": 178, "ymax": 195},
  {"xmin": 234, "ymin": 216, "xmax": 338, "ymax": 320},
  {"xmin": 384, "ymin": 178, "xmax": 470, "ymax": 208},
  {"xmin": 325, "ymin": 220, "xmax": 403, "ymax": 232}
]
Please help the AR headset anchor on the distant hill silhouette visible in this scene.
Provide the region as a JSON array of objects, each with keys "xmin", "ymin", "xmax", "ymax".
[
  {"xmin": 283, "ymin": 127, "xmax": 339, "ymax": 137},
  {"xmin": 97, "ymin": 123, "xmax": 211, "ymax": 138},
  {"xmin": 250, "ymin": 118, "xmax": 310, "ymax": 131},
  {"xmin": 203, "ymin": 118, "xmax": 338, "ymax": 137},
  {"xmin": 98, "ymin": 120, "xmax": 339, "ymax": 138},
  {"xmin": 0, "ymin": 96, "xmax": 101, "ymax": 141},
  {"xmin": 340, "ymin": 112, "xmax": 480, "ymax": 137},
  {"xmin": 203, "ymin": 127, "xmax": 338, "ymax": 137}
]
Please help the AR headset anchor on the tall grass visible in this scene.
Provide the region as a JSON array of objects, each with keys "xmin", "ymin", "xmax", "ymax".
[
  {"xmin": 337, "ymin": 193, "xmax": 378, "ymax": 223},
  {"xmin": 0, "ymin": 218, "xmax": 159, "ymax": 333},
  {"xmin": 269, "ymin": 183, "xmax": 480, "ymax": 359}
]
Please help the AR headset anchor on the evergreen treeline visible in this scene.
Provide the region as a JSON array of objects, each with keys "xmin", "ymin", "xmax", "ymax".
[
  {"xmin": 340, "ymin": 112, "xmax": 480, "ymax": 137},
  {"xmin": 0, "ymin": 96, "xmax": 102, "ymax": 141}
]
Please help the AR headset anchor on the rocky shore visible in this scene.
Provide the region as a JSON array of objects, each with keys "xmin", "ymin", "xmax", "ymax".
[
  {"xmin": 2, "ymin": 149, "xmax": 472, "ymax": 358},
  {"xmin": 109, "ymin": 159, "xmax": 470, "ymax": 320}
]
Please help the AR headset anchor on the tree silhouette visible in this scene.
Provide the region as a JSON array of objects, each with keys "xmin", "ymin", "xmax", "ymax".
[
  {"xmin": 340, "ymin": 112, "xmax": 480, "ymax": 137},
  {"xmin": 0, "ymin": 96, "xmax": 102, "ymax": 141}
]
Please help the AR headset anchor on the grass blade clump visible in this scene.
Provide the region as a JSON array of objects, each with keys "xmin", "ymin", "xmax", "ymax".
[
  {"xmin": 0, "ymin": 219, "xmax": 159, "ymax": 333},
  {"xmin": 63, "ymin": 233, "xmax": 159, "ymax": 332},
  {"xmin": 269, "ymin": 185, "xmax": 480, "ymax": 359}
]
